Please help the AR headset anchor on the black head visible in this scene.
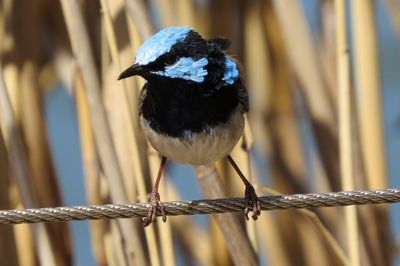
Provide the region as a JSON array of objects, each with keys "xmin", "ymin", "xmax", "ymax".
[{"xmin": 118, "ymin": 27, "xmax": 240, "ymax": 91}]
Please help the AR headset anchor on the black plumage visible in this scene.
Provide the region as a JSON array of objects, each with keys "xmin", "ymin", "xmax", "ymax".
[{"xmin": 140, "ymin": 78, "xmax": 248, "ymax": 138}]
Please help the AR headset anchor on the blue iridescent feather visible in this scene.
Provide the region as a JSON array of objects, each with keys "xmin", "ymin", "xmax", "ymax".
[
  {"xmin": 223, "ymin": 58, "xmax": 239, "ymax": 85},
  {"xmin": 153, "ymin": 57, "xmax": 208, "ymax": 83},
  {"xmin": 135, "ymin": 27, "xmax": 192, "ymax": 65}
]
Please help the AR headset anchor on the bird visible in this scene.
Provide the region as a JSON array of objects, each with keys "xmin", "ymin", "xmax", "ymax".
[{"xmin": 118, "ymin": 26, "xmax": 260, "ymax": 226}]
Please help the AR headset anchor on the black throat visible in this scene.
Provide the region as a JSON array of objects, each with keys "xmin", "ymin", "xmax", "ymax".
[{"xmin": 139, "ymin": 77, "xmax": 240, "ymax": 138}]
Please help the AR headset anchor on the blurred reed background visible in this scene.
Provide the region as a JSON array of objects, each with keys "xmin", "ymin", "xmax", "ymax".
[{"xmin": 0, "ymin": 0, "xmax": 399, "ymax": 265}]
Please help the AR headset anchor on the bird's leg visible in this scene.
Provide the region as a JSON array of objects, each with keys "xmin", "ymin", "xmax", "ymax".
[
  {"xmin": 143, "ymin": 156, "xmax": 167, "ymax": 226},
  {"xmin": 227, "ymin": 155, "xmax": 261, "ymax": 220}
]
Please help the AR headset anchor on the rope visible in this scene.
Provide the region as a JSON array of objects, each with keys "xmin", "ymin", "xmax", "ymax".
[{"xmin": 1, "ymin": 188, "xmax": 399, "ymax": 224}]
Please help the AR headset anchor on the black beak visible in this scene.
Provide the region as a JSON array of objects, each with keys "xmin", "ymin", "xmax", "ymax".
[{"xmin": 118, "ymin": 64, "xmax": 146, "ymax": 80}]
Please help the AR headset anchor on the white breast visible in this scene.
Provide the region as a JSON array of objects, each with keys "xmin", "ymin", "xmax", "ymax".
[{"xmin": 140, "ymin": 108, "xmax": 244, "ymax": 165}]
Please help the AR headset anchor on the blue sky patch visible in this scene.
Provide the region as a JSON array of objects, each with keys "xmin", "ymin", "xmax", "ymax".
[
  {"xmin": 135, "ymin": 27, "xmax": 191, "ymax": 65},
  {"xmin": 153, "ymin": 57, "xmax": 208, "ymax": 83}
]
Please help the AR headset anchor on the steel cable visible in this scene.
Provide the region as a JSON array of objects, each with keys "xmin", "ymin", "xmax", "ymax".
[{"xmin": 0, "ymin": 188, "xmax": 399, "ymax": 224}]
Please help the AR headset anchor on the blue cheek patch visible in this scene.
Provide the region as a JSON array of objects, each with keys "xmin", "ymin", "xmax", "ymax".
[
  {"xmin": 135, "ymin": 27, "xmax": 192, "ymax": 65},
  {"xmin": 153, "ymin": 57, "xmax": 208, "ymax": 83},
  {"xmin": 223, "ymin": 58, "xmax": 239, "ymax": 85}
]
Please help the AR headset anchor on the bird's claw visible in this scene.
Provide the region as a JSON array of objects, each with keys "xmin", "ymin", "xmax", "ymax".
[
  {"xmin": 244, "ymin": 185, "xmax": 261, "ymax": 220},
  {"xmin": 142, "ymin": 191, "xmax": 167, "ymax": 226}
]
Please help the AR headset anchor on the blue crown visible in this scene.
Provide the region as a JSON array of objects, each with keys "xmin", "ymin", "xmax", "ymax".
[{"xmin": 135, "ymin": 27, "xmax": 192, "ymax": 65}]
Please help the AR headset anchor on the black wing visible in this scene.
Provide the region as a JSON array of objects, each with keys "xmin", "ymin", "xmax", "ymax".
[
  {"xmin": 138, "ymin": 83, "xmax": 148, "ymax": 116},
  {"xmin": 236, "ymin": 79, "xmax": 249, "ymax": 113}
]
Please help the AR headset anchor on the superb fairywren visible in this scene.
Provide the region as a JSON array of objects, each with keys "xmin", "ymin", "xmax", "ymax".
[{"xmin": 119, "ymin": 27, "xmax": 260, "ymax": 226}]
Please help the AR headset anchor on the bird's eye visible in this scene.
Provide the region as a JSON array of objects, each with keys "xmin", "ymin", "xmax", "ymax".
[{"xmin": 165, "ymin": 55, "xmax": 177, "ymax": 66}]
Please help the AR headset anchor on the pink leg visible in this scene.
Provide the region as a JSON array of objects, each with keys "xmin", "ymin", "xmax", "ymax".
[
  {"xmin": 143, "ymin": 156, "xmax": 167, "ymax": 226},
  {"xmin": 227, "ymin": 155, "xmax": 261, "ymax": 220}
]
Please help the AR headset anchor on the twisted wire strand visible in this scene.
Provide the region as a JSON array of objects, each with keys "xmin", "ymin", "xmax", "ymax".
[{"xmin": 1, "ymin": 188, "xmax": 399, "ymax": 224}]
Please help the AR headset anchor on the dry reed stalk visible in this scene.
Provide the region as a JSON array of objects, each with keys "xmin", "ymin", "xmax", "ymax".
[
  {"xmin": 103, "ymin": 232, "xmax": 116, "ymax": 266},
  {"xmin": 216, "ymin": 1, "xmax": 245, "ymax": 57},
  {"xmin": 320, "ymin": 0, "xmax": 337, "ymax": 109},
  {"xmin": 348, "ymin": 92, "xmax": 379, "ymax": 264},
  {"xmin": 274, "ymin": 212, "xmax": 307, "ymax": 265},
  {"xmin": 165, "ymin": 181, "xmax": 212, "ymax": 266},
  {"xmin": 124, "ymin": 16, "xmax": 149, "ymax": 129},
  {"xmin": 257, "ymin": 212, "xmax": 292, "ymax": 266},
  {"xmin": 124, "ymin": 17, "xmax": 145, "ymax": 105},
  {"xmin": 198, "ymin": 3, "xmax": 258, "ymax": 264},
  {"xmin": 262, "ymin": 2, "xmax": 307, "ymax": 193},
  {"xmin": 336, "ymin": 0, "xmax": 360, "ymax": 265},
  {"xmin": 154, "ymin": 0, "xmax": 197, "ymax": 27},
  {"xmin": 0, "ymin": 128, "xmax": 19, "ymax": 265},
  {"xmin": 242, "ymin": 129, "xmax": 259, "ymax": 253},
  {"xmin": 272, "ymin": 0, "xmax": 334, "ymax": 126},
  {"xmin": 1, "ymin": 1, "xmax": 72, "ymax": 263},
  {"xmin": 19, "ymin": 64, "xmax": 61, "ymax": 212},
  {"xmin": 195, "ymin": 164, "xmax": 258, "ymax": 266},
  {"xmin": 147, "ymin": 153, "xmax": 175, "ymax": 266},
  {"xmin": 273, "ymin": 0, "xmax": 340, "ymax": 190},
  {"xmin": 298, "ymin": 220, "xmax": 333, "ymax": 266},
  {"xmin": 206, "ymin": 155, "xmax": 231, "ymax": 262},
  {"xmin": 175, "ymin": 0, "xmax": 196, "ymax": 27},
  {"xmin": 351, "ymin": 0, "xmax": 388, "ymax": 190},
  {"xmin": 1, "ymin": 66, "xmax": 18, "ymax": 116},
  {"xmin": 0, "ymin": 63, "xmax": 56, "ymax": 266},
  {"xmin": 0, "ymin": 14, "xmax": 28, "ymax": 264},
  {"xmin": 124, "ymin": 10, "xmax": 141, "ymax": 49},
  {"xmin": 228, "ymin": 141, "xmax": 259, "ymax": 252},
  {"xmin": 100, "ymin": 2, "xmax": 163, "ymax": 265},
  {"xmin": 153, "ymin": 0, "xmax": 178, "ymax": 27},
  {"xmin": 192, "ymin": 1, "xmax": 212, "ymax": 35},
  {"xmin": 103, "ymin": 221, "xmax": 127, "ymax": 266},
  {"xmin": 125, "ymin": 16, "xmax": 177, "ymax": 266},
  {"xmin": 301, "ymin": 211, "xmax": 350, "ymax": 265},
  {"xmin": 261, "ymin": 3, "xmax": 325, "ymax": 264},
  {"xmin": 4, "ymin": 88, "xmax": 36, "ymax": 266},
  {"xmin": 19, "ymin": 62, "xmax": 73, "ymax": 266},
  {"xmin": 60, "ymin": 1, "xmax": 147, "ymax": 264},
  {"xmin": 224, "ymin": 80, "xmax": 257, "ymax": 253},
  {"xmin": 116, "ymin": 0, "xmax": 145, "ymax": 157},
  {"xmin": 210, "ymin": 161, "xmax": 232, "ymax": 264},
  {"xmin": 252, "ymin": 172, "xmax": 291, "ymax": 266},
  {"xmin": 13, "ymin": 224, "xmax": 35, "ymax": 266},
  {"xmin": 384, "ymin": 0, "xmax": 400, "ymax": 42},
  {"xmin": 252, "ymin": 175, "xmax": 291, "ymax": 266},
  {"xmin": 124, "ymin": 0, "xmax": 155, "ymax": 39},
  {"xmin": 75, "ymin": 70, "xmax": 108, "ymax": 265},
  {"xmin": 351, "ymin": 1, "xmax": 391, "ymax": 264},
  {"xmin": 257, "ymin": 186, "xmax": 350, "ymax": 265},
  {"xmin": 232, "ymin": 1, "xmax": 269, "ymax": 253},
  {"xmin": 210, "ymin": 217, "xmax": 233, "ymax": 266},
  {"xmin": 104, "ymin": 232, "xmax": 117, "ymax": 266},
  {"xmin": 171, "ymin": 216, "xmax": 213, "ymax": 266},
  {"xmin": 245, "ymin": 0, "xmax": 273, "ymax": 155},
  {"xmin": 103, "ymin": 2, "xmax": 174, "ymax": 265}
]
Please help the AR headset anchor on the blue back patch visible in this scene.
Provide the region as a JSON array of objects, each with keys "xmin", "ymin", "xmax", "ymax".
[
  {"xmin": 223, "ymin": 58, "xmax": 239, "ymax": 84},
  {"xmin": 153, "ymin": 57, "xmax": 208, "ymax": 83},
  {"xmin": 135, "ymin": 27, "xmax": 192, "ymax": 65}
]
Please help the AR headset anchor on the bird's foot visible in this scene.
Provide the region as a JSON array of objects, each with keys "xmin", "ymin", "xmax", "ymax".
[
  {"xmin": 142, "ymin": 191, "xmax": 167, "ymax": 226},
  {"xmin": 244, "ymin": 185, "xmax": 261, "ymax": 220}
]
